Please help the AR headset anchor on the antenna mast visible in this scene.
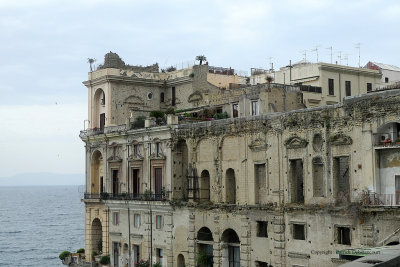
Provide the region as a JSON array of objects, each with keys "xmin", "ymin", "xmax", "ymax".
[
  {"xmin": 326, "ymin": 46, "xmax": 333, "ymax": 64},
  {"xmin": 355, "ymin": 43, "xmax": 361, "ymax": 67}
]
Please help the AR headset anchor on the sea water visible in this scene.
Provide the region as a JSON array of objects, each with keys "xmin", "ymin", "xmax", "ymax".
[{"xmin": 0, "ymin": 185, "xmax": 84, "ymax": 266}]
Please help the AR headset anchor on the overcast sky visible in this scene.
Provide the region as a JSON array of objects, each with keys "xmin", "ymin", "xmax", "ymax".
[{"xmin": 0, "ymin": 0, "xmax": 399, "ymax": 178}]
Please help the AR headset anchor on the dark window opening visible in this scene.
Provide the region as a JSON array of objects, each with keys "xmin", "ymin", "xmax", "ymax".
[
  {"xmin": 232, "ymin": 103, "xmax": 239, "ymax": 118},
  {"xmin": 367, "ymin": 83, "xmax": 372, "ymax": 92},
  {"xmin": 328, "ymin": 78, "xmax": 334, "ymax": 95},
  {"xmin": 385, "ymin": 77, "xmax": 389, "ymax": 83},
  {"xmin": 337, "ymin": 227, "xmax": 351, "ymax": 245},
  {"xmin": 132, "ymin": 169, "xmax": 140, "ymax": 196},
  {"xmin": 290, "ymin": 159, "xmax": 304, "ymax": 203},
  {"xmin": 156, "ymin": 142, "xmax": 161, "ymax": 157},
  {"xmin": 228, "ymin": 246, "xmax": 240, "ymax": 267},
  {"xmin": 293, "ymin": 224, "xmax": 305, "ymax": 240},
  {"xmin": 100, "ymin": 176, "xmax": 103, "ymax": 193},
  {"xmin": 160, "ymin": 92, "xmax": 164, "ymax": 103},
  {"xmin": 100, "ymin": 113, "xmax": 105, "ymax": 131},
  {"xmin": 333, "ymin": 156, "xmax": 350, "ymax": 203},
  {"xmin": 256, "ymin": 221, "xmax": 268, "ymax": 237},
  {"xmin": 112, "ymin": 170, "xmax": 119, "ymax": 195},
  {"xmin": 345, "ymin": 81, "xmax": 351, "ymax": 97},
  {"xmin": 256, "ymin": 261, "xmax": 268, "ymax": 267},
  {"xmin": 172, "ymin": 87, "xmax": 176, "ymax": 106}
]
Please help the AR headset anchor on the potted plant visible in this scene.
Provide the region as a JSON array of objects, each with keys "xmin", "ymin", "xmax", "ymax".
[
  {"xmin": 99, "ymin": 255, "xmax": 110, "ymax": 266},
  {"xmin": 136, "ymin": 259, "xmax": 150, "ymax": 267},
  {"xmin": 383, "ymin": 138, "xmax": 393, "ymax": 146},
  {"xmin": 395, "ymin": 138, "xmax": 400, "ymax": 145}
]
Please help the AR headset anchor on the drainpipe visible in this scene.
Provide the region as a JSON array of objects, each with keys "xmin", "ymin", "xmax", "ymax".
[{"xmin": 127, "ymin": 144, "xmax": 131, "ymax": 267}]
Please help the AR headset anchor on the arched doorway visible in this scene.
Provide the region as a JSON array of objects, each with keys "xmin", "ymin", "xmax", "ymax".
[
  {"xmin": 197, "ymin": 227, "xmax": 214, "ymax": 267},
  {"xmin": 225, "ymin": 169, "xmax": 236, "ymax": 204},
  {"xmin": 91, "ymin": 218, "xmax": 103, "ymax": 259},
  {"xmin": 199, "ymin": 170, "xmax": 210, "ymax": 202},
  {"xmin": 91, "ymin": 150, "xmax": 104, "ymax": 194},
  {"xmin": 177, "ymin": 254, "xmax": 185, "ymax": 267},
  {"xmin": 221, "ymin": 229, "xmax": 240, "ymax": 267},
  {"xmin": 93, "ymin": 88, "xmax": 106, "ymax": 130}
]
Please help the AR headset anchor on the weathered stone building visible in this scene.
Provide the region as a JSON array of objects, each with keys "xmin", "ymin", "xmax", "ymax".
[{"xmin": 80, "ymin": 53, "xmax": 400, "ymax": 267}]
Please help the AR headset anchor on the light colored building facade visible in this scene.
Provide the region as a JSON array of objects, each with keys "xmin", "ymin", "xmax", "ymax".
[
  {"xmin": 365, "ymin": 61, "xmax": 400, "ymax": 89},
  {"xmin": 80, "ymin": 53, "xmax": 400, "ymax": 267},
  {"xmin": 250, "ymin": 62, "xmax": 381, "ymax": 108}
]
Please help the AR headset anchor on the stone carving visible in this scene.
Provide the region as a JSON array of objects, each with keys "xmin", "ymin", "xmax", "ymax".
[
  {"xmin": 248, "ymin": 138, "xmax": 268, "ymax": 151},
  {"xmin": 329, "ymin": 132, "xmax": 353, "ymax": 146},
  {"xmin": 285, "ymin": 136, "xmax": 308, "ymax": 149}
]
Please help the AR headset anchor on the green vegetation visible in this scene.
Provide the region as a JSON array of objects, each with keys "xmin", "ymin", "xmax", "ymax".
[
  {"xmin": 153, "ymin": 263, "xmax": 162, "ymax": 267},
  {"xmin": 213, "ymin": 111, "xmax": 228, "ymax": 120},
  {"xmin": 77, "ymin": 248, "xmax": 85, "ymax": 253},
  {"xmin": 165, "ymin": 107, "xmax": 175, "ymax": 114},
  {"xmin": 59, "ymin": 251, "xmax": 71, "ymax": 261},
  {"xmin": 189, "ymin": 72, "xmax": 194, "ymax": 78},
  {"xmin": 149, "ymin": 110, "xmax": 165, "ymax": 118},
  {"xmin": 196, "ymin": 251, "xmax": 213, "ymax": 267},
  {"xmin": 196, "ymin": 55, "xmax": 207, "ymax": 65},
  {"xmin": 132, "ymin": 116, "xmax": 146, "ymax": 128},
  {"xmin": 136, "ymin": 259, "xmax": 150, "ymax": 267},
  {"xmin": 99, "ymin": 255, "xmax": 110, "ymax": 265}
]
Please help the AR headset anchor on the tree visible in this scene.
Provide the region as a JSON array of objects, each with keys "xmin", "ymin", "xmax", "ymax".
[
  {"xmin": 195, "ymin": 55, "xmax": 207, "ymax": 65},
  {"xmin": 87, "ymin": 58, "xmax": 96, "ymax": 72}
]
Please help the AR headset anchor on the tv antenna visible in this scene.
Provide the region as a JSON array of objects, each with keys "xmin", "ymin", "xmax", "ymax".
[
  {"xmin": 355, "ymin": 43, "xmax": 361, "ymax": 67},
  {"xmin": 311, "ymin": 45, "xmax": 321, "ymax": 62},
  {"xmin": 337, "ymin": 51, "xmax": 343, "ymax": 65},
  {"xmin": 343, "ymin": 53, "xmax": 350, "ymax": 66},
  {"xmin": 300, "ymin": 49, "xmax": 307, "ymax": 62},
  {"xmin": 326, "ymin": 46, "xmax": 333, "ymax": 64},
  {"xmin": 268, "ymin": 56, "xmax": 274, "ymax": 71}
]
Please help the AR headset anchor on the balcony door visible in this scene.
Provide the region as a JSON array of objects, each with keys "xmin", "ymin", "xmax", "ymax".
[
  {"xmin": 396, "ymin": 176, "xmax": 400, "ymax": 205},
  {"xmin": 154, "ymin": 168, "xmax": 163, "ymax": 198},
  {"xmin": 132, "ymin": 169, "xmax": 140, "ymax": 197},
  {"xmin": 112, "ymin": 170, "xmax": 119, "ymax": 195},
  {"xmin": 100, "ymin": 113, "xmax": 105, "ymax": 130}
]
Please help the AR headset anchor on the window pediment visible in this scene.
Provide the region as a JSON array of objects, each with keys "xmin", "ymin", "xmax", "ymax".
[
  {"xmin": 285, "ymin": 136, "xmax": 308, "ymax": 149},
  {"xmin": 329, "ymin": 133, "xmax": 353, "ymax": 146}
]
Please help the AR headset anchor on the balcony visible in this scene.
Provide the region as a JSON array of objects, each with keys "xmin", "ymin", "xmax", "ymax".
[
  {"xmin": 84, "ymin": 192, "xmax": 169, "ymax": 201},
  {"xmin": 80, "ymin": 125, "xmax": 127, "ymax": 138},
  {"xmin": 362, "ymin": 192, "xmax": 400, "ymax": 206}
]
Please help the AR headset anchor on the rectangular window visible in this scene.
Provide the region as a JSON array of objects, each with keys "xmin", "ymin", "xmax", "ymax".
[
  {"xmin": 367, "ymin": 83, "xmax": 372, "ymax": 92},
  {"xmin": 113, "ymin": 212, "xmax": 119, "ymax": 225},
  {"xmin": 289, "ymin": 159, "xmax": 304, "ymax": 203},
  {"xmin": 345, "ymin": 81, "xmax": 351, "ymax": 96},
  {"xmin": 385, "ymin": 77, "xmax": 389, "ymax": 83},
  {"xmin": 256, "ymin": 221, "xmax": 268, "ymax": 237},
  {"xmin": 156, "ymin": 248, "xmax": 163, "ymax": 265},
  {"xmin": 251, "ymin": 100, "xmax": 259, "ymax": 116},
  {"xmin": 134, "ymin": 214, "xmax": 140, "ymax": 228},
  {"xmin": 333, "ymin": 156, "xmax": 350, "ymax": 203},
  {"xmin": 156, "ymin": 215, "xmax": 163, "ymax": 229},
  {"xmin": 232, "ymin": 103, "xmax": 239, "ymax": 118},
  {"xmin": 133, "ymin": 144, "xmax": 139, "ymax": 157},
  {"xmin": 293, "ymin": 224, "xmax": 305, "ymax": 240},
  {"xmin": 172, "ymin": 87, "xmax": 176, "ymax": 106},
  {"xmin": 337, "ymin": 226, "xmax": 351, "ymax": 245},
  {"xmin": 328, "ymin": 78, "xmax": 334, "ymax": 95},
  {"xmin": 133, "ymin": 245, "xmax": 140, "ymax": 265}
]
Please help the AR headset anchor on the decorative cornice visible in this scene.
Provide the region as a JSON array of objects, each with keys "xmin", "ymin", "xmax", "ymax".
[{"xmin": 329, "ymin": 133, "xmax": 353, "ymax": 146}]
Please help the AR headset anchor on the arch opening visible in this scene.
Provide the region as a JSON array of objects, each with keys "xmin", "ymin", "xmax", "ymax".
[
  {"xmin": 199, "ymin": 170, "xmax": 210, "ymax": 202},
  {"xmin": 91, "ymin": 150, "xmax": 104, "ymax": 194},
  {"xmin": 91, "ymin": 218, "xmax": 103, "ymax": 259}
]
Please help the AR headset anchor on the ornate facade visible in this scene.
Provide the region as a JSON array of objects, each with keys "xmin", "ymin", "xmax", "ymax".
[{"xmin": 81, "ymin": 53, "xmax": 400, "ymax": 267}]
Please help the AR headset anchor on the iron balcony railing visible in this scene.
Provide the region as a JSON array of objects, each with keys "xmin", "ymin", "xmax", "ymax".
[
  {"xmin": 362, "ymin": 192, "xmax": 400, "ymax": 206},
  {"xmin": 84, "ymin": 192, "xmax": 169, "ymax": 201}
]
